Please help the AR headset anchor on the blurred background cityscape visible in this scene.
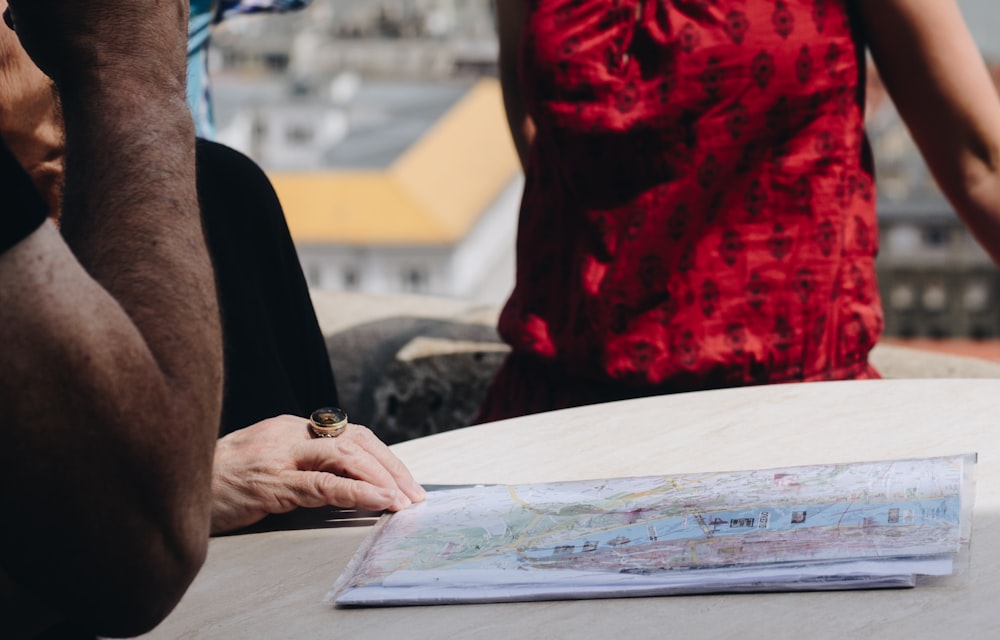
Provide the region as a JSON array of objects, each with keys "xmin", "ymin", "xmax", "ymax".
[{"xmin": 208, "ymin": 0, "xmax": 1000, "ymax": 358}]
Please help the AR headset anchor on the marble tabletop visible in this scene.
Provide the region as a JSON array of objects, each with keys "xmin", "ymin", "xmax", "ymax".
[{"xmin": 141, "ymin": 378, "xmax": 1000, "ymax": 638}]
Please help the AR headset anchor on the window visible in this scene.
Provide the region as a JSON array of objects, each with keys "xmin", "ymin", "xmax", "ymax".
[
  {"xmin": 922, "ymin": 226, "xmax": 949, "ymax": 249},
  {"xmin": 262, "ymin": 53, "xmax": 289, "ymax": 72},
  {"xmin": 963, "ymin": 280, "xmax": 990, "ymax": 313},
  {"xmin": 921, "ymin": 281, "xmax": 948, "ymax": 312},
  {"xmin": 400, "ymin": 267, "xmax": 428, "ymax": 293},
  {"xmin": 342, "ymin": 267, "xmax": 360, "ymax": 290},
  {"xmin": 285, "ymin": 125, "xmax": 314, "ymax": 145},
  {"xmin": 888, "ymin": 283, "xmax": 915, "ymax": 311},
  {"xmin": 885, "ymin": 225, "xmax": 920, "ymax": 254},
  {"xmin": 222, "ymin": 50, "xmax": 247, "ymax": 70}
]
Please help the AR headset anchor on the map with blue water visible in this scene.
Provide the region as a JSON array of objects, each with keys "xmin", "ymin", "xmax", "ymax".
[{"xmin": 331, "ymin": 454, "xmax": 974, "ymax": 606}]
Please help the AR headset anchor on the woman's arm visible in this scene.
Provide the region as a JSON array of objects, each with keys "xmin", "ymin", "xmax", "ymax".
[
  {"xmin": 497, "ymin": 0, "xmax": 535, "ymax": 170},
  {"xmin": 858, "ymin": 0, "xmax": 1000, "ymax": 264}
]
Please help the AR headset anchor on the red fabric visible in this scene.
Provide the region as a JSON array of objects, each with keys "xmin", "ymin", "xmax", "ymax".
[{"xmin": 479, "ymin": 0, "xmax": 883, "ymax": 423}]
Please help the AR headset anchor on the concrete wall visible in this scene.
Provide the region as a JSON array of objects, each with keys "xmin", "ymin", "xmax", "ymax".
[{"xmin": 313, "ymin": 290, "xmax": 1000, "ymax": 444}]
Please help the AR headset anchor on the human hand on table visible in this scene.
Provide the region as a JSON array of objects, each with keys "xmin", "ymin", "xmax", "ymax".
[{"xmin": 210, "ymin": 415, "xmax": 426, "ymax": 535}]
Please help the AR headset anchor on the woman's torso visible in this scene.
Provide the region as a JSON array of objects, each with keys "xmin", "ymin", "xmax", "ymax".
[{"xmin": 499, "ymin": 0, "xmax": 882, "ymax": 390}]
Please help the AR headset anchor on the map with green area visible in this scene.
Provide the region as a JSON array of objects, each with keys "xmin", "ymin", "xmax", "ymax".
[{"xmin": 331, "ymin": 454, "xmax": 974, "ymax": 606}]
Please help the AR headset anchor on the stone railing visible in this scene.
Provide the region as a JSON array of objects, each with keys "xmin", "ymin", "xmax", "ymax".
[{"xmin": 313, "ymin": 290, "xmax": 1000, "ymax": 444}]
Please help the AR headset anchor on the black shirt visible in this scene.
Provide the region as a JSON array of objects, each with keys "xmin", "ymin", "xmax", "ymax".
[{"xmin": 0, "ymin": 138, "xmax": 48, "ymax": 254}]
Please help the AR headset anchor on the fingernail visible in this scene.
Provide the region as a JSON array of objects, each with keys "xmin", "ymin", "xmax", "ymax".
[{"xmin": 377, "ymin": 488, "xmax": 411, "ymax": 510}]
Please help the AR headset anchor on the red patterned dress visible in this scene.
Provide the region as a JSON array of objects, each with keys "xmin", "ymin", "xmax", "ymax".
[{"xmin": 478, "ymin": 0, "xmax": 882, "ymax": 422}]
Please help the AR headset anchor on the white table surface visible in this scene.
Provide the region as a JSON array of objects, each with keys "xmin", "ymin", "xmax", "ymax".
[{"xmin": 141, "ymin": 378, "xmax": 1000, "ymax": 638}]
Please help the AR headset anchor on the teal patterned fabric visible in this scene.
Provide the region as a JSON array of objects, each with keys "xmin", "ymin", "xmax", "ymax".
[{"xmin": 187, "ymin": 0, "xmax": 312, "ymax": 139}]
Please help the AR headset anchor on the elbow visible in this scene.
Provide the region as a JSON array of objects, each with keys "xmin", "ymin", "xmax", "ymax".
[
  {"xmin": 930, "ymin": 130, "xmax": 1000, "ymax": 214},
  {"xmin": 935, "ymin": 139, "xmax": 1000, "ymax": 266},
  {"xmin": 81, "ymin": 447, "xmax": 213, "ymax": 636},
  {"xmin": 91, "ymin": 531, "xmax": 209, "ymax": 638},
  {"xmin": 955, "ymin": 138, "xmax": 1000, "ymax": 214},
  {"xmin": 131, "ymin": 534, "xmax": 208, "ymax": 636},
  {"xmin": 93, "ymin": 427, "xmax": 216, "ymax": 635},
  {"xmin": 965, "ymin": 134, "xmax": 1000, "ymax": 186}
]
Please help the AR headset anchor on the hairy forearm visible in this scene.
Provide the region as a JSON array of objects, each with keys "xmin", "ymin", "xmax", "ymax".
[
  {"xmin": 58, "ymin": 80, "xmax": 221, "ymax": 391},
  {"xmin": 0, "ymin": 6, "xmax": 222, "ymax": 634},
  {"xmin": 57, "ymin": 90, "xmax": 221, "ymax": 629},
  {"xmin": 0, "ymin": 223, "xmax": 220, "ymax": 636}
]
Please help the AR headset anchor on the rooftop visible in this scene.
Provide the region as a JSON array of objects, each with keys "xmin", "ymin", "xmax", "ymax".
[{"xmin": 263, "ymin": 78, "xmax": 519, "ymax": 245}]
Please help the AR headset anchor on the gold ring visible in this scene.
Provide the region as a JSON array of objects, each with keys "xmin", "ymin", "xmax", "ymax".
[{"xmin": 309, "ymin": 407, "xmax": 348, "ymax": 438}]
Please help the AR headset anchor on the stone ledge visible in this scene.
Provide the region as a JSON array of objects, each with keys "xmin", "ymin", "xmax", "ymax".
[
  {"xmin": 312, "ymin": 290, "xmax": 1000, "ymax": 442},
  {"xmin": 869, "ymin": 343, "xmax": 1000, "ymax": 379},
  {"xmin": 315, "ymin": 290, "xmax": 503, "ymax": 443}
]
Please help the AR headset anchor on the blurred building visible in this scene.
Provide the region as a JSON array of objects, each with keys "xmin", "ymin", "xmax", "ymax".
[
  {"xmin": 209, "ymin": 0, "xmax": 1000, "ymax": 326},
  {"xmin": 209, "ymin": 0, "xmax": 498, "ymax": 80},
  {"xmin": 265, "ymin": 79, "xmax": 520, "ymax": 302},
  {"xmin": 209, "ymin": 0, "xmax": 517, "ymax": 304}
]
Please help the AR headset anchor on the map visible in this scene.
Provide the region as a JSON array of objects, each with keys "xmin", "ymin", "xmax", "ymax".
[{"xmin": 329, "ymin": 454, "xmax": 975, "ymax": 606}]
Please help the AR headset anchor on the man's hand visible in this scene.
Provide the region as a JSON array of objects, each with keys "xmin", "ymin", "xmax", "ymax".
[{"xmin": 211, "ymin": 416, "xmax": 427, "ymax": 534}]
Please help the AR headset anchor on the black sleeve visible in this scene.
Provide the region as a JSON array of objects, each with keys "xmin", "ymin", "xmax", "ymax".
[
  {"xmin": 195, "ymin": 139, "xmax": 339, "ymax": 435},
  {"xmin": 0, "ymin": 139, "xmax": 48, "ymax": 255}
]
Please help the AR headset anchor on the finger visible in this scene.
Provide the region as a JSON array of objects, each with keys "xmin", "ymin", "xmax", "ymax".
[
  {"xmin": 303, "ymin": 436, "xmax": 404, "ymax": 494},
  {"xmin": 297, "ymin": 471, "xmax": 411, "ymax": 512},
  {"xmin": 342, "ymin": 425, "xmax": 427, "ymax": 502}
]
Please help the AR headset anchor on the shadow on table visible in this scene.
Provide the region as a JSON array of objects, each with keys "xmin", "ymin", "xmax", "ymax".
[
  {"xmin": 218, "ymin": 507, "xmax": 384, "ymax": 537},
  {"xmin": 214, "ymin": 484, "xmax": 477, "ymax": 537}
]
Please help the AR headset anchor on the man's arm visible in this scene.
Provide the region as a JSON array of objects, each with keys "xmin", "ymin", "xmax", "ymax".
[
  {"xmin": 0, "ymin": 0, "xmax": 222, "ymax": 636},
  {"xmin": 858, "ymin": 0, "xmax": 1000, "ymax": 264}
]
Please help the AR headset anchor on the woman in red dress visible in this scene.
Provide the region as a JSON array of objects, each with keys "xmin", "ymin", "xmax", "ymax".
[{"xmin": 477, "ymin": 0, "xmax": 1000, "ymax": 422}]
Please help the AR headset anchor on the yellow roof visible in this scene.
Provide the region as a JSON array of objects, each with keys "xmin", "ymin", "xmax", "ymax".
[{"xmin": 268, "ymin": 78, "xmax": 520, "ymax": 246}]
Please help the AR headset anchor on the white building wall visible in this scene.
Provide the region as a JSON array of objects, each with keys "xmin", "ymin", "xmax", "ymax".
[
  {"xmin": 446, "ymin": 174, "xmax": 521, "ymax": 302},
  {"xmin": 295, "ymin": 175, "xmax": 520, "ymax": 303},
  {"xmin": 297, "ymin": 243, "xmax": 451, "ymax": 296}
]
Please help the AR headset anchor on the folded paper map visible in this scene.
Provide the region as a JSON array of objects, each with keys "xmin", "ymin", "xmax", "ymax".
[{"xmin": 328, "ymin": 454, "xmax": 976, "ymax": 606}]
